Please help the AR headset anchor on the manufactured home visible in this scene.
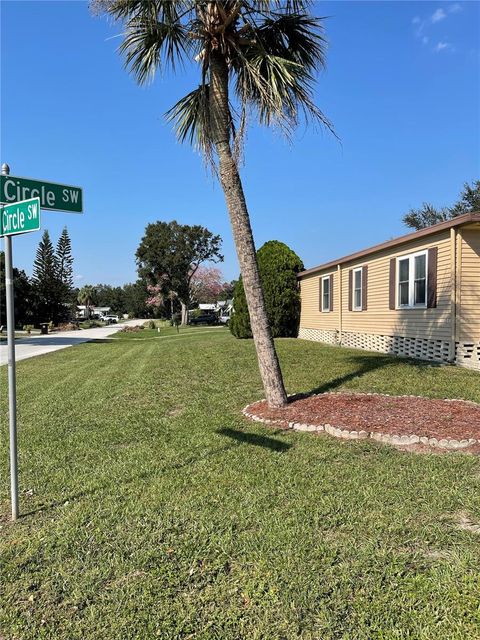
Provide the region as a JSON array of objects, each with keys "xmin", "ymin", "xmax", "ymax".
[{"xmin": 298, "ymin": 212, "xmax": 480, "ymax": 370}]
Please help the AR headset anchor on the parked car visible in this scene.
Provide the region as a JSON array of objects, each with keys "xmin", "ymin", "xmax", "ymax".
[
  {"xmin": 218, "ymin": 313, "xmax": 230, "ymax": 325},
  {"xmin": 102, "ymin": 315, "xmax": 119, "ymax": 324},
  {"xmin": 189, "ymin": 312, "xmax": 219, "ymax": 326}
]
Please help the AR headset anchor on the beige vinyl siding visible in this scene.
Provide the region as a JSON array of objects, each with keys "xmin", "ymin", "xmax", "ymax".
[
  {"xmin": 299, "ymin": 270, "xmax": 339, "ymax": 330},
  {"xmin": 300, "ymin": 230, "xmax": 453, "ymax": 340},
  {"xmin": 341, "ymin": 230, "xmax": 452, "ymax": 340},
  {"xmin": 458, "ymin": 226, "xmax": 480, "ymax": 342}
]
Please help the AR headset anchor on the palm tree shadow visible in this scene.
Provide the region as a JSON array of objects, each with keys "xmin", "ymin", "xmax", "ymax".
[
  {"xmin": 217, "ymin": 427, "xmax": 292, "ymax": 452},
  {"xmin": 295, "ymin": 352, "xmax": 442, "ymax": 399}
]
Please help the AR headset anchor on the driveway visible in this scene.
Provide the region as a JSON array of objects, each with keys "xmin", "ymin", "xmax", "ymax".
[{"xmin": 0, "ymin": 319, "xmax": 147, "ymax": 365}]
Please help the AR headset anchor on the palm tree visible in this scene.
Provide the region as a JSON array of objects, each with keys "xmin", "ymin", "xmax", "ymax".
[
  {"xmin": 94, "ymin": 1, "xmax": 333, "ymax": 408},
  {"xmin": 77, "ymin": 286, "xmax": 97, "ymax": 320}
]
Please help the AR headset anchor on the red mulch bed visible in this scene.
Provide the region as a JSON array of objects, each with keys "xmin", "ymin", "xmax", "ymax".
[{"xmin": 246, "ymin": 393, "xmax": 480, "ymax": 441}]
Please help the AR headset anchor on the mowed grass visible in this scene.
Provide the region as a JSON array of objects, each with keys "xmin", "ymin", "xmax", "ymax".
[{"xmin": 1, "ymin": 328, "xmax": 480, "ymax": 640}]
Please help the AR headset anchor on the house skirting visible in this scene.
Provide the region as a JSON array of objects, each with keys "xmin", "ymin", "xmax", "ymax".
[{"xmin": 298, "ymin": 327, "xmax": 480, "ymax": 371}]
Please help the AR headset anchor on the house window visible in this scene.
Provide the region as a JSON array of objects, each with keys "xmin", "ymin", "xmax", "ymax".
[
  {"xmin": 397, "ymin": 250, "xmax": 427, "ymax": 308},
  {"xmin": 353, "ymin": 268, "xmax": 362, "ymax": 311},
  {"xmin": 321, "ymin": 276, "xmax": 330, "ymax": 312}
]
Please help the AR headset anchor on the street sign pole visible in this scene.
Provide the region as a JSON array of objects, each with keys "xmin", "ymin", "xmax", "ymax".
[
  {"xmin": 2, "ymin": 162, "xmax": 19, "ymax": 521},
  {"xmin": 1, "ymin": 165, "xmax": 81, "ymax": 522}
]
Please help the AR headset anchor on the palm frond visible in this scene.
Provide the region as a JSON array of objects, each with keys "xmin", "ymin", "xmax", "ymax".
[
  {"xmin": 166, "ymin": 85, "xmax": 212, "ymax": 156},
  {"xmin": 233, "ymin": 50, "xmax": 333, "ymax": 136},
  {"xmin": 254, "ymin": 13, "xmax": 327, "ymax": 70},
  {"xmin": 119, "ymin": 17, "xmax": 188, "ymax": 83},
  {"xmin": 92, "ymin": 0, "xmax": 193, "ymax": 22},
  {"xmin": 96, "ymin": 1, "xmax": 192, "ymax": 84},
  {"xmin": 231, "ymin": 12, "xmax": 334, "ymax": 136}
]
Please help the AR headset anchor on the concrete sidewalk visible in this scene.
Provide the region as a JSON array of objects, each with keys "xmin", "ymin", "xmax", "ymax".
[{"xmin": 0, "ymin": 319, "xmax": 147, "ymax": 365}]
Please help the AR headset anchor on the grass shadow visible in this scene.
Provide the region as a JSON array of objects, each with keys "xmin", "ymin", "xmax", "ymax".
[
  {"xmin": 217, "ymin": 427, "xmax": 292, "ymax": 452},
  {"xmin": 307, "ymin": 354, "xmax": 391, "ymax": 395},
  {"xmin": 298, "ymin": 352, "xmax": 442, "ymax": 398}
]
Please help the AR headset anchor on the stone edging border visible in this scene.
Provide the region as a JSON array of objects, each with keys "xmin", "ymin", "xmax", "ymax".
[{"xmin": 242, "ymin": 392, "xmax": 479, "ymax": 451}]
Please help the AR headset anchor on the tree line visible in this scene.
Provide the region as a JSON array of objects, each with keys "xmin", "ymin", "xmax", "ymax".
[
  {"xmin": 1, "ymin": 228, "xmax": 75, "ymax": 328},
  {"xmin": 1, "ymin": 228, "xmax": 153, "ymax": 328},
  {"xmin": 1, "ymin": 220, "xmax": 238, "ymax": 328}
]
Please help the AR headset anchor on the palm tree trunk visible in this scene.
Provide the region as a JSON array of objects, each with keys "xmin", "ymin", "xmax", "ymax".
[{"xmin": 209, "ymin": 53, "xmax": 287, "ymax": 408}]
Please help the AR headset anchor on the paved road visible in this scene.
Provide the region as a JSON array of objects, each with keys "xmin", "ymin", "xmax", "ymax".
[{"xmin": 0, "ymin": 319, "xmax": 147, "ymax": 365}]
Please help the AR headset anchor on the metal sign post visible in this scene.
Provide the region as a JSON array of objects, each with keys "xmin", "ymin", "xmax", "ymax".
[
  {"xmin": 1, "ymin": 194, "xmax": 41, "ymax": 517},
  {"xmin": 1, "ymin": 163, "xmax": 19, "ymax": 520},
  {"xmin": 1, "ymin": 163, "xmax": 83, "ymax": 521},
  {"xmin": 4, "ymin": 234, "xmax": 19, "ymax": 520}
]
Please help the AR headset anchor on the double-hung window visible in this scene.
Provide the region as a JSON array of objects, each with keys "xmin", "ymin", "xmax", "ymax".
[
  {"xmin": 397, "ymin": 250, "xmax": 427, "ymax": 308},
  {"xmin": 321, "ymin": 275, "xmax": 330, "ymax": 312},
  {"xmin": 353, "ymin": 268, "xmax": 363, "ymax": 311}
]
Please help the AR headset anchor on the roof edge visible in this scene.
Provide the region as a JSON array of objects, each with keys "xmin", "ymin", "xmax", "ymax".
[{"xmin": 298, "ymin": 212, "xmax": 480, "ymax": 279}]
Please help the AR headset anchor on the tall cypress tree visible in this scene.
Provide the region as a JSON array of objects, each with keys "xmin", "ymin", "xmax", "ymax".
[
  {"xmin": 32, "ymin": 230, "xmax": 62, "ymax": 323},
  {"xmin": 230, "ymin": 241, "xmax": 304, "ymax": 339},
  {"xmin": 56, "ymin": 226, "xmax": 74, "ymax": 293}
]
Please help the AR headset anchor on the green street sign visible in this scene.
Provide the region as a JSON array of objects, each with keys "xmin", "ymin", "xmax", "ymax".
[
  {"xmin": 0, "ymin": 174, "xmax": 83, "ymax": 213},
  {"xmin": 1, "ymin": 197, "xmax": 41, "ymax": 237}
]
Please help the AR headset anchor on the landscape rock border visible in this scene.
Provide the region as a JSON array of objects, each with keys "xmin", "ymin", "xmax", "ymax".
[{"xmin": 242, "ymin": 392, "xmax": 478, "ymax": 451}]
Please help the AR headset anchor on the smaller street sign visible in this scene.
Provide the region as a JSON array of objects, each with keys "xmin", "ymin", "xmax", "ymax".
[{"xmin": 1, "ymin": 197, "xmax": 41, "ymax": 237}]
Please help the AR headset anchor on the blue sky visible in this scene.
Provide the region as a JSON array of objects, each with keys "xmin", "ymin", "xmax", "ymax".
[{"xmin": 1, "ymin": 0, "xmax": 479, "ymax": 286}]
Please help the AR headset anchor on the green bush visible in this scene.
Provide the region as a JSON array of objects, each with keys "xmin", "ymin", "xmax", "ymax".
[
  {"xmin": 230, "ymin": 240, "xmax": 304, "ymax": 339},
  {"xmin": 23, "ymin": 324, "xmax": 34, "ymax": 334}
]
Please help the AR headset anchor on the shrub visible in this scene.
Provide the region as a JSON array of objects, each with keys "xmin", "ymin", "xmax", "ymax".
[
  {"xmin": 145, "ymin": 320, "xmax": 156, "ymax": 329},
  {"xmin": 230, "ymin": 240, "xmax": 304, "ymax": 339},
  {"xmin": 48, "ymin": 321, "xmax": 55, "ymax": 332},
  {"xmin": 23, "ymin": 324, "xmax": 34, "ymax": 334},
  {"xmin": 58, "ymin": 322, "xmax": 79, "ymax": 332},
  {"xmin": 120, "ymin": 324, "xmax": 145, "ymax": 333}
]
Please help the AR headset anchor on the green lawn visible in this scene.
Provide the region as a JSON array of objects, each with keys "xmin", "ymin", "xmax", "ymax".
[{"xmin": 1, "ymin": 328, "xmax": 479, "ymax": 639}]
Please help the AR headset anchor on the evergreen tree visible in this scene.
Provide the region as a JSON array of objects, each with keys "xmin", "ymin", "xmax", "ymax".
[
  {"xmin": 56, "ymin": 227, "xmax": 74, "ymax": 293},
  {"xmin": 32, "ymin": 230, "xmax": 63, "ymax": 323},
  {"xmin": 0, "ymin": 251, "xmax": 33, "ymax": 328},
  {"xmin": 123, "ymin": 281, "xmax": 150, "ymax": 318},
  {"xmin": 230, "ymin": 241, "xmax": 304, "ymax": 339},
  {"xmin": 403, "ymin": 180, "xmax": 480, "ymax": 230}
]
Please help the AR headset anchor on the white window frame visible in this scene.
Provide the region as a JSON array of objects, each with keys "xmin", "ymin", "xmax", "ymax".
[
  {"xmin": 321, "ymin": 275, "xmax": 331, "ymax": 312},
  {"xmin": 396, "ymin": 249, "xmax": 428, "ymax": 309},
  {"xmin": 353, "ymin": 267, "xmax": 363, "ymax": 311}
]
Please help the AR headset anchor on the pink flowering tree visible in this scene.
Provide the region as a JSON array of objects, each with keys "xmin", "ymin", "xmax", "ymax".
[
  {"xmin": 189, "ymin": 266, "xmax": 230, "ymax": 304},
  {"xmin": 146, "ymin": 284, "xmax": 164, "ymax": 308}
]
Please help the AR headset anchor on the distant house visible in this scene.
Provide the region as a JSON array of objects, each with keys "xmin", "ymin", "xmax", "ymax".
[
  {"xmin": 77, "ymin": 306, "xmax": 111, "ymax": 319},
  {"xmin": 197, "ymin": 300, "xmax": 234, "ymax": 315},
  {"xmin": 216, "ymin": 299, "xmax": 233, "ymax": 314},
  {"xmin": 298, "ymin": 213, "xmax": 480, "ymax": 370}
]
